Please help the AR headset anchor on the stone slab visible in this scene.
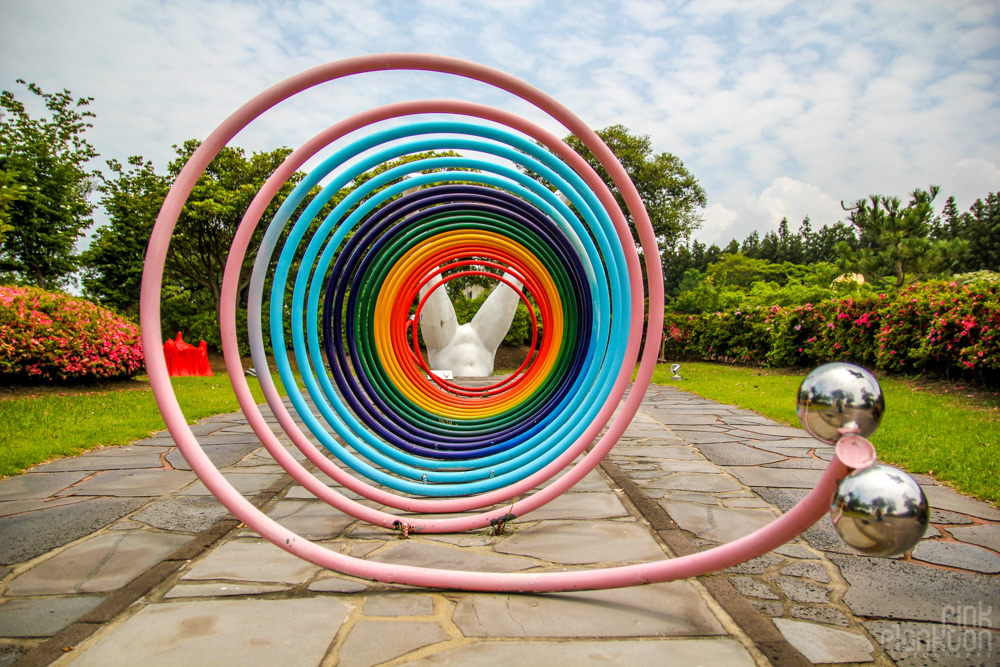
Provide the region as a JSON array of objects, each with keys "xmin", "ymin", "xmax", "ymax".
[
  {"xmin": 864, "ymin": 620, "xmax": 999, "ymax": 667},
  {"xmin": 0, "ymin": 496, "xmax": 148, "ymax": 565},
  {"xmin": 263, "ymin": 500, "xmax": 354, "ymax": 540},
  {"xmin": 0, "ymin": 471, "xmax": 90, "ymax": 500},
  {"xmin": 166, "ymin": 441, "xmax": 261, "ymax": 470},
  {"xmin": 6, "ymin": 531, "xmax": 189, "ymax": 595},
  {"xmin": 494, "ymin": 520, "xmax": 665, "ymax": 564},
  {"xmin": 949, "ymin": 524, "xmax": 1000, "ymax": 552},
  {"xmin": 0, "ymin": 495, "xmax": 88, "ymax": 518},
  {"xmin": 728, "ymin": 576, "xmax": 779, "ymax": 600},
  {"xmin": 609, "ymin": 445, "xmax": 699, "ymax": 460},
  {"xmin": 697, "ymin": 443, "xmax": 785, "ymax": 466},
  {"xmin": 452, "ymin": 582, "xmax": 726, "ymax": 638},
  {"xmin": 363, "ymin": 593, "xmax": 435, "ymax": 617},
  {"xmin": 774, "ymin": 575, "xmax": 831, "ymax": 604},
  {"xmin": 337, "ymin": 620, "xmax": 449, "ymax": 665},
  {"xmin": 0, "ymin": 595, "xmax": 105, "ymax": 637},
  {"xmin": 651, "ymin": 460, "xmax": 722, "ymax": 474},
  {"xmin": 725, "ymin": 466, "xmax": 824, "ymax": 488},
  {"xmin": 721, "ymin": 429, "xmax": 792, "ymax": 441},
  {"xmin": 724, "ymin": 553, "xmax": 783, "ymax": 575},
  {"xmin": 182, "ymin": 539, "xmax": 320, "ymax": 584},
  {"xmin": 29, "ymin": 450, "xmax": 166, "ymax": 472},
  {"xmin": 133, "ymin": 496, "xmax": 230, "ymax": 533},
  {"xmin": 149, "ymin": 421, "xmax": 228, "ymax": 438},
  {"xmin": 663, "ymin": 490, "xmax": 719, "ymax": 505},
  {"xmin": 732, "ymin": 425, "xmax": 813, "ymax": 438},
  {"xmin": 830, "ymin": 553, "xmax": 1000, "ymax": 622},
  {"xmin": 667, "ymin": 424, "xmax": 725, "ymax": 432},
  {"xmin": 519, "ymin": 492, "xmax": 629, "ymax": 521},
  {"xmin": 921, "ymin": 485, "xmax": 1000, "ymax": 521},
  {"xmin": 780, "ymin": 560, "xmax": 831, "ymax": 582},
  {"xmin": 790, "ymin": 605, "xmax": 850, "ymax": 627},
  {"xmin": 773, "ymin": 618, "xmax": 874, "ymax": 663},
  {"xmin": 179, "ymin": 473, "xmax": 284, "ymax": 497},
  {"xmin": 639, "ymin": 413, "xmax": 722, "ymax": 425},
  {"xmin": 763, "ymin": 457, "xmax": 829, "ymax": 470},
  {"xmin": 369, "ymin": 540, "xmax": 537, "ymax": 572},
  {"xmin": 67, "ymin": 598, "xmax": 349, "ymax": 667},
  {"xmin": 911, "ymin": 540, "xmax": 1000, "ymax": 573},
  {"xmin": 752, "ymin": 438, "xmax": 825, "ymax": 450},
  {"xmin": 674, "ymin": 431, "xmax": 743, "ymax": 444},
  {"xmin": 721, "ymin": 495, "xmax": 774, "ymax": 508},
  {"xmin": 659, "ymin": 501, "xmax": 775, "ymax": 542},
  {"xmin": 773, "ymin": 543, "xmax": 819, "ymax": 559},
  {"xmin": 307, "ymin": 575, "xmax": 369, "ymax": 593},
  {"xmin": 65, "ymin": 469, "xmax": 196, "ymax": 497},
  {"xmin": 929, "ymin": 508, "xmax": 975, "ymax": 525},
  {"xmin": 644, "ymin": 472, "xmax": 743, "ymax": 493},
  {"xmin": 162, "ymin": 583, "xmax": 288, "ymax": 598},
  {"xmin": 404, "ymin": 638, "xmax": 755, "ymax": 666}
]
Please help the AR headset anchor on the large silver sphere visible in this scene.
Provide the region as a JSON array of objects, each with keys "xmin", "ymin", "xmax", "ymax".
[
  {"xmin": 830, "ymin": 464, "xmax": 929, "ymax": 557},
  {"xmin": 797, "ymin": 363, "xmax": 884, "ymax": 444}
]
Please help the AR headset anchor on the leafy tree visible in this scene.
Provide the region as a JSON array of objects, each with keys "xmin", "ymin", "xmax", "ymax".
[
  {"xmin": 81, "ymin": 157, "xmax": 169, "ymax": 318},
  {"xmin": 838, "ymin": 186, "xmax": 966, "ymax": 290},
  {"xmin": 807, "ymin": 221, "xmax": 857, "ymax": 264},
  {"xmin": 740, "ymin": 231, "xmax": 761, "ymax": 257},
  {"xmin": 0, "ymin": 80, "xmax": 99, "ymax": 288},
  {"xmin": 0, "ymin": 169, "xmax": 22, "ymax": 244},
  {"xmin": 932, "ymin": 192, "xmax": 999, "ymax": 273},
  {"xmin": 562, "ymin": 124, "xmax": 706, "ymax": 250},
  {"xmin": 164, "ymin": 140, "xmax": 303, "ymax": 322},
  {"xmin": 962, "ymin": 193, "xmax": 1000, "ymax": 272}
]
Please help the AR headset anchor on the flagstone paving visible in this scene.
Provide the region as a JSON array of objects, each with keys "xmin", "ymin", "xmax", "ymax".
[{"xmin": 0, "ymin": 384, "xmax": 997, "ymax": 666}]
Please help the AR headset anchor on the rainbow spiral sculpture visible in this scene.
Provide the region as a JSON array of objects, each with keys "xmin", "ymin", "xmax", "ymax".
[{"xmin": 142, "ymin": 54, "xmax": 859, "ymax": 592}]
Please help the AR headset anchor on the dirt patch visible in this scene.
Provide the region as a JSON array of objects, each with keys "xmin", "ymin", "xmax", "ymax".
[{"xmin": 494, "ymin": 345, "xmax": 533, "ymax": 372}]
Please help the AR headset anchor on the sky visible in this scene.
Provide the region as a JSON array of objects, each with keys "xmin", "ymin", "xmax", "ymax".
[{"xmin": 2, "ymin": 0, "xmax": 999, "ymax": 248}]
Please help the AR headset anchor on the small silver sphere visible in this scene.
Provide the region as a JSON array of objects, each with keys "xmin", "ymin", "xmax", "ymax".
[
  {"xmin": 797, "ymin": 362, "xmax": 884, "ymax": 444},
  {"xmin": 830, "ymin": 464, "xmax": 929, "ymax": 557}
]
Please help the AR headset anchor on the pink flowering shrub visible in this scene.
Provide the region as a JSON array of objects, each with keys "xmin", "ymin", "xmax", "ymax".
[
  {"xmin": 662, "ymin": 279, "xmax": 1000, "ymax": 382},
  {"xmin": 0, "ymin": 286, "xmax": 144, "ymax": 382}
]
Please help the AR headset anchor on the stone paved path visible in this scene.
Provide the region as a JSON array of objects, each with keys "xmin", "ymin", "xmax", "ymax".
[{"xmin": 1, "ymin": 383, "xmax": 998, "ymax": 666}]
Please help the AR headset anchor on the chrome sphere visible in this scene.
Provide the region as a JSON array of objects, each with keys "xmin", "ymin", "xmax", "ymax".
[
  {"xmin": 797, "ymin": 362, "xmax": 884, "ymax": 444},
  {"xmin": 830, "ymin": 464, "xmax": 929, "ymax": 557}
]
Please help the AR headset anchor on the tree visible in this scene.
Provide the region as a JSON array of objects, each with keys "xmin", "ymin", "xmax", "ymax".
[
  {"xmin": 0, "ymin": 169, "xmax": 22, "ymax": 244},
  {"xmin": 838, "ymin": 186, "xmax": 965, "ymax": 290},
  {"xmin": 0, "ymin": 80, "xmax": 99, "ymax": 288},
  {"xmin": 81, "ymin": 157, "xmax": 169, "ymax": 318},
  {"xmin": 562, "ymin": 124, "xmax": 706, "ymax": 250},
  {"xmin": 931, "ymin": 192, "xmax": 999, "ymax": 274},
  {"xmin": 961, "ymin": 193, "xmax": 1000, "ymax": 272}
]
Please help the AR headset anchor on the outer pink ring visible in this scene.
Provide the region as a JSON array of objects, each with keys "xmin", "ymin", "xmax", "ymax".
[{"xmin": 141, "ymin": 54, "xmax": 846, "ymax": 591}]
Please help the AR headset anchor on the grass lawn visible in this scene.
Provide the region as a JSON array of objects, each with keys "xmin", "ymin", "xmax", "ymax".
[
  {"xmin": 651, "ymin": 362, "xmax": 1000, "ymax": 506},
  {"xmin": 0, "ymin": 374, "xmax": 272, "ymax": 478}
]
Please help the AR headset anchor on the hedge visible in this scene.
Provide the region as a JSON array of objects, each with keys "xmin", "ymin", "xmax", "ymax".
[{"xmin": 661, "ymin": 279, "xmax": 1000, "ymax": 382}]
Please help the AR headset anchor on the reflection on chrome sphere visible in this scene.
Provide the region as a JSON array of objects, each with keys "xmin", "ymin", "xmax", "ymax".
[
  {"xmin": 797, "ymin": 362, "xmax": 884, "ymax": 444},
  {"xmin": 831, "ymin": 464, "xmax": 929, "ymax": 557}
]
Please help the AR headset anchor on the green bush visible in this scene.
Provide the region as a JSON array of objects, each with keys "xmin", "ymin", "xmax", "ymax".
[{"xmin": 0, "ymin": 286, "xmax": 144, "ymax": 381}]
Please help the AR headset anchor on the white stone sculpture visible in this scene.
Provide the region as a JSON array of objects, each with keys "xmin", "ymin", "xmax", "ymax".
[{"xmin": 418, "ymin": 272, "xmax": 522, "ymax": 377}]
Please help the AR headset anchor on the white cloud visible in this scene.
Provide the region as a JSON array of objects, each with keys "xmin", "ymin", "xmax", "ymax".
[
  {"xmin": 696, "ymin": 177, "xmax": 844, "ymax": 245},
  {"xmin": 942, "ymin": 159, "xmax": 1000, "ymax": 211},
  {"xmin": 2, "ymin": 0, "xmax": 998, "ymax": 256}
]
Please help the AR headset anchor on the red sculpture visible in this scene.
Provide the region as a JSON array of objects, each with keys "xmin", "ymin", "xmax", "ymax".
[{"xmin": 163, "ymin": 332, "xmax": 213, "ymax": 377}]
